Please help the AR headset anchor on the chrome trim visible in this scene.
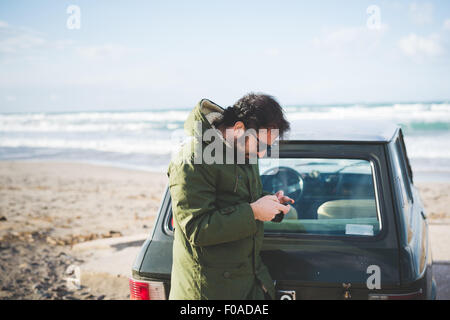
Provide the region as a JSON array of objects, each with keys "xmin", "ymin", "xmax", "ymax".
[{"xmin": 277, "ymin": 290, "xmax": 296, "ymax": 300}]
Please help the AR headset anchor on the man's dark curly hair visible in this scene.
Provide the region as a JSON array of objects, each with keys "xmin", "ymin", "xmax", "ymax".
[{"xmin": 213, "ymin": 93, "xmax": 290, "ymax": 138}]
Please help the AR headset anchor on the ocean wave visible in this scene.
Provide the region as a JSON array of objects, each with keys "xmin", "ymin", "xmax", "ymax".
[
  {"xmin": 1, "ymin": 105, "xmax": 449, "ymax": 133},
  {"xmin": 402, "ymin": 122, "xmax": 450, "ymax": 131},
  {"xmin": 0, "ymin": 134, "xmax": 449, "ymax": 159},
  {"xmin": 2, "ymin": 103, "xmax": 449, "ymax": 122},
  {"xmin": 403, "ymin": 134, "xmax": 450, "ymax": 159},
  {"xmin": 0, "ymin": 137, "xmax": 177, "ymax": 155},
  {"xmin": 0, "ymin": 103, "xmax": 449, "ymax": 168},
  {"xmin": 285, "ymin": 104, "xmax": 450, "ymax": 123},
  {"xmin": 0, "ymin": 121, "xmax": 183, "ymax": 132},
  {"xmin": 0, "ymin": 110, "xmax": 190, "ymax": 124}
]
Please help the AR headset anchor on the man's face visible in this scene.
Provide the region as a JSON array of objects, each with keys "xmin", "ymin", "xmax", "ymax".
[{"xmin": 229, "ymin": 121, "xmax": 279, "ymax": 160}]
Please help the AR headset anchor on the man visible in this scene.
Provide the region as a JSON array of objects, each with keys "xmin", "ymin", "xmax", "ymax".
[{"xmin": 167, "ymin": 93, "xmax": 293, "ymax": 300}]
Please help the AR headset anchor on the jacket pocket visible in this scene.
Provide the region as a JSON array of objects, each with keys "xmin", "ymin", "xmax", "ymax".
[{"xmin": 200, "ymin": 263, "xmax": 254, "ymax": 300}]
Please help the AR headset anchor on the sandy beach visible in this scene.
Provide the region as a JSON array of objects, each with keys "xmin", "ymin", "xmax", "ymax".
[
  {"xmin": 0, "ymin": 161, "xmax": 449, "ymax": 300},
  {"xmin": 0, "ymin": 161, "xmax": 167, "ymax": 300}
]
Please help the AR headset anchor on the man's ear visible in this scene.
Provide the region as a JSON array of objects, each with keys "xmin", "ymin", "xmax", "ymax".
[{"xmin": 233, "ymin": 121, "xmax": 246, "ymax": 138}]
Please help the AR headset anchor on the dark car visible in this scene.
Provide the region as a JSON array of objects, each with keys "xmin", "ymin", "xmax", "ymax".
[{"xmin": 129, "ymin": 119, "xmax": 437, "ymax": 300}]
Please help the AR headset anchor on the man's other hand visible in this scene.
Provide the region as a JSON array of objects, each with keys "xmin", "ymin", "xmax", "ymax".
[
  {"xmin": 250, "ymin": 195, "xmax": 291, "ymax": 221},
  {"xmin": 275, "ymin": 190, "xmax": 295, "ymax": 205}
]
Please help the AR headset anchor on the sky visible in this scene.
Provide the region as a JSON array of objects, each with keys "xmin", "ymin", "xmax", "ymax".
[{"xmin": 0, "ymin": 0, "xmax": 449, "ymax": 112}]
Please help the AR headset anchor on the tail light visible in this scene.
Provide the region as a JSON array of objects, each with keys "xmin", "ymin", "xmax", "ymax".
[
  {"xmin": 129, "ymin": 278, "xmax": 166, "ymax": 300},
  {"xmin": 369, "ymin": 289, "xmax": 423, "ymax": 300}
]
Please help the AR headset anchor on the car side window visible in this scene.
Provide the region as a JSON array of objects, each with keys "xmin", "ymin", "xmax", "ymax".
[
  {"xmin": 259, "ymin": 158, "xmax": 381, "ymax": 237},
  {"xmin": 168, "ymin": 208, "xmax": 174, "ymax": 232},
  {"xmin": 395, "ymin": 137, "xmax": 413, "ymax": 200},
  {"xmin": 398, "ymin": 130, "xmax": 414, "ymax": 184},
  {"xmin": 392, "ymin": 139, "xmax": 413, "ymax": 231},
  {"xmin": 165, "ymin": 198, "xmax": 174, "ymax": 234}
]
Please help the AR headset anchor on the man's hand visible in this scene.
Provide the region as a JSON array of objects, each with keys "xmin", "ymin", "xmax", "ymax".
[
  {"xmin": 250, "ymin": 195, "xmax": 291, "ymax": 222},
  {"xmin": 275, "ymin": 190, "xmax": 295, "ymax": 205}
]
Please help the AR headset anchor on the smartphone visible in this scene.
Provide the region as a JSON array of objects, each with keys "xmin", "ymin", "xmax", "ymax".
[{"xmin": 271, "ymin": 202, "xmax": 290, "ymax": 223}]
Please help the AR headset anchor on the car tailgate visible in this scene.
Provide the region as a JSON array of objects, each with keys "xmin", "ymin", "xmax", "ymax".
[{"xmin": 261, "ymin": 238, "xmax": 401, "ymax": 300}]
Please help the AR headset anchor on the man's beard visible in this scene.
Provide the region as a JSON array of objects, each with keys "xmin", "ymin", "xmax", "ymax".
[{"xmin": 233, "ymin": 140, "xmax": 257, "ymax": 164}]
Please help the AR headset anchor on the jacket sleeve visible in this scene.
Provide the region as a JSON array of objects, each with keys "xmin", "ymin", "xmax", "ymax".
[
  {"xmin": 261, "ymin": 190, "xmax": 274, "ymax": 197},
  {"xmin": 168, "ymin": 162, "xmax": 257, "ymax": 247}
]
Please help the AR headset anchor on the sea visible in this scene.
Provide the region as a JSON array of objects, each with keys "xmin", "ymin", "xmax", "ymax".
[{"xmin": 1, "ymin": 102, "xmax": 449, "ymax": 182}]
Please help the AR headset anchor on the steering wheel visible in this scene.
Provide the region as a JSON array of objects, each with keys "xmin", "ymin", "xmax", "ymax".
[{"xmin": 261, "ymin": 166, "xmax": 304, "ymax": 203}]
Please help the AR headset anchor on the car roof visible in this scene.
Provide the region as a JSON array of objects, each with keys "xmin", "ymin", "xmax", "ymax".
[{"xmin": 286, "ymin": 119, "xmax": 399, "ymax": 143}]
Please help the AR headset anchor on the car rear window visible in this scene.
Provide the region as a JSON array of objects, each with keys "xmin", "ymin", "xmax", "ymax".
[{"xmin": 260, "ymin": 158, "xmax": 381, "ymax": 237}]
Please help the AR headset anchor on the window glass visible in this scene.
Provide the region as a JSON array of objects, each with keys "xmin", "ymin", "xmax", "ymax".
[
  {"xmin": 259, "ymin": 158, "xmax": 381, "ymax": 236},
  {"xmin": 392, "ymin": 139, "xmax": 412, "ymax": 230},
  {"xmin": 168, "ymin": 208, "xmax": 174, "ymax": 232},
  {"xmin": 395, "ymin": 138, "xmax": 413, "ymax": 199}
]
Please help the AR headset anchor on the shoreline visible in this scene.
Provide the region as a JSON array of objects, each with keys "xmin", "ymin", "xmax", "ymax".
[
  {"xmin": 3, "ymin": 157, "xmax": 450, "ymax": 180},
  {"xmin": 2, "ymin": 158, "xmax": 450, "ymax": 183},
  {"xmin": 0, "ymin": 158, "xmax": 168, "ymax": 175}
]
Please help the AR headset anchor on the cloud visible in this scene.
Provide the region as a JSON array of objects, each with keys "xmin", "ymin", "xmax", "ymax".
[
  {"xmin": 264, "ymin": 48, "xmax": 280, "ymax": 57},
  {"xmin": 313, "ymin": 24, "xmax": 388, "ymax": 55},
  {"xmin": 0, "ymin": 21, "xmax": 135, "ymax": 65},
  {"xmin": 76, "ymin": 44, "xmax": 138, "ymax": 61},
  {"xmin": 0, "ymin": 21, "xmax": 46, "ymax": 54},
  {"xmin": 409, "ymin": 2, "xmax": 433, "ymax": 25},
  {"xmin": 0, "ymin": 33, "xmax": 46, "ymax": 54},
  {"xmin": 314, "ymin": 27, "xmax": 362, "ymax": 49},
  {"xmin": 444, "ymin": 19, "xmax": 450, "ymax": 31},
  {"xmin": 398, "ymin": 33, "xmax": 444, "ymax": 59}
]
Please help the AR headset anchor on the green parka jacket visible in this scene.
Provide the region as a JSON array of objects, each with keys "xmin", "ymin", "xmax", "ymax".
[{"xmin": 167, "ymin": 99, "xmax": 275, "ymax": 300}]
